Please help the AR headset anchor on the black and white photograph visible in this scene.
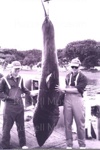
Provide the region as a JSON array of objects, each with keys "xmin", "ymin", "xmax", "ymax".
[{"xmin": 0, "ymin": 0, "xmax": 100, "ymax": 149}]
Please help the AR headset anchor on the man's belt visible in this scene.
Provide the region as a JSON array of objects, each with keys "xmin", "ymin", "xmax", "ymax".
[{"xmin": 6, "ymin": 97, "xmax": 23, "ymax": 105}]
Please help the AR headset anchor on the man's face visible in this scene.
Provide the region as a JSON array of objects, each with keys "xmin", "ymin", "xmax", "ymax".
[
  {"xmin": 71, "ymin": 66, "xmax": 79, "ymax": 74},
  {"xmin": 11, "ymin": 68, "xmax": 21, "ymax": 77}
]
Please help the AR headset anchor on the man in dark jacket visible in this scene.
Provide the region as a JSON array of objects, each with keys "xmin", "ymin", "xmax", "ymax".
[
  {"xmin": 0, "ymin": 72, "xmax": 3, "ymax": 111},
  {"xmin": 0, "ymin": 61, "xmax": 31, "ymax": 149}
]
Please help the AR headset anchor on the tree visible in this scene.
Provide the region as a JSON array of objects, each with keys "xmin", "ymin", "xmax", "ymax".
[
  {"xmin": 64, "ymin": 39, "xmax": 98, "ymax": 68},
  {"xmin": 30, "ymin": 63, "xmax": 34, "ymax": 70},
  {"xmin": 83, "ymin": 55, "xmax": 98, "ymax": 69},
  {"xmin": 0, "ymin": 48, "xmax": 42, "ymax": 66}
]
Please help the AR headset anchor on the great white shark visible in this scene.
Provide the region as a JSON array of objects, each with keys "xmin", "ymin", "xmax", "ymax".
[{"xmin": 33, "ymin": 0, "xmax": 60, "ymax": 146}]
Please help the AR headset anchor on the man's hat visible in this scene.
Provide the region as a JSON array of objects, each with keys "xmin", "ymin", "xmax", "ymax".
[
  {"xmin": 70, "ymin": 57, "xmax": 81, "ymax": 67},
  {"xmin": 11, "ymin": 61, "xmax": 21, "ymax": 69}
]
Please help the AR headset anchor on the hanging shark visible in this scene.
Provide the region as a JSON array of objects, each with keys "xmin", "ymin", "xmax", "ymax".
[{"xmin": 33, "ymin": 0, "xmax": 60, "ymax": 146}]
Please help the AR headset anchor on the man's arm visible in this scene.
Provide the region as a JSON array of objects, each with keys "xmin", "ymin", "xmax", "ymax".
[
  {"xmin": 64, "ymin": 73, "xmax": 87, "ymax": 94},
  {"xmin": 55, "ymin": 85, "xmax": 78, "ymax": 94},
  {"xmin": 0, "ymin": 78, "xmax": 8, "ymax": 101},
  {"xmin": 75, "ymin": 74, "xmax": 88, "ymax": 94},
  {"xmin": 55, "ymin": 73, "xmax": 87, "ymax": 94},
  {"xmin": 21, "ymin": 79, "xmax": 30, "ymax": 95},
  {"xmin": 64, "ymin": 86, "xmax": 79, "ymax": 93},
  {"xmin": 21, "ymin": 79, "xmax": 39, "ymax": 96}
]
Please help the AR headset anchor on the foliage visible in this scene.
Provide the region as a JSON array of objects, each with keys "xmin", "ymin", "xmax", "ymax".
[
  {"xmin": 22, "ymin": 50, "xmax": 42, "ymax": 66},
  {"xmin": 83, "ymin": 55, "xmax": 98, "ymax": 69},
  {"xmin": 0, "ymin": 48, "xmax": 42, "ymax": 69},
  {"xmin": 0, "ymin": 39, "xmax": 100, "ymax": 69},
  {"xmin": 63, "ymin": 39, "xmax": 100, "ymax": 68}
]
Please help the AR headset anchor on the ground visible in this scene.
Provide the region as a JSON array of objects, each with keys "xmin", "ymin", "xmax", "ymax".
[{"xmin": 0, "ymin": 108, "xmax": 100, "ymax": 149}]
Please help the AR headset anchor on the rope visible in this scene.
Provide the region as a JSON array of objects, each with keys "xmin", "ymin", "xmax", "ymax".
[{"xmin": 41, "ymin": 0, "xmax": 49, "ymax": 18}]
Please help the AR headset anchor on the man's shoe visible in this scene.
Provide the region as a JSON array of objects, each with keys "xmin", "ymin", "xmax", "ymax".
[
  {"xmin": 80, "ymin": 147, "xmax": 86, "ymax": 149},
  {"xmin": 22, "ymin": 146, "xmax": 28, "ymax": 149},
  {"xmin": 66, "ymin": 147, "xmax": 72, "ymax": 149}
]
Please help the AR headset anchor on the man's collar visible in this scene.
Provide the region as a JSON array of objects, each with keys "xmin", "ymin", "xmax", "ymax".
[
  {"xmin": 71, "ymin": 72, "xmax": 78, "ymax": 76},
  {"xmin": 8, "ymin": 73, "xmax": 20, "ymax": 79}
]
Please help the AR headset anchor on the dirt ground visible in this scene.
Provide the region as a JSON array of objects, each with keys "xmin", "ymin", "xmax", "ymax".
[{"xmin": 0, "ymin": 104, "xmax": 100, "ymax": 149}]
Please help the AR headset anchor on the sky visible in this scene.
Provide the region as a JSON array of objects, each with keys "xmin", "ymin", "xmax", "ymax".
[{"xmin": 0, "ymin": 0, "xmax": 100, "ymax": 51}]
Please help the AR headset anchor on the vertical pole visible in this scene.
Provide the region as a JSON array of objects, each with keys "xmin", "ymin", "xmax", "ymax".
[{"xmin": 47, "ymin": 1, "xmax": 49, "ymax": 17}]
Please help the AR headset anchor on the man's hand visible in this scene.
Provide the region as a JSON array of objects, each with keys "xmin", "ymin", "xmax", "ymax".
[
  {"xmin": 30, "ymin": 90, "xmax": 39, "ymax": 97},
  {"xmin": 55, "ymin": 85, "xmax": 65, "ymax": 93}
]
